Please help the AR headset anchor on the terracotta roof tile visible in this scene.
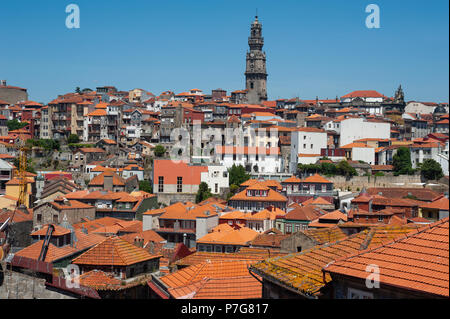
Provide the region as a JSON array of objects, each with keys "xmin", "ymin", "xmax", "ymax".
[
  {"xmin": 158, "ymin": 259, "xmax": 261, "ymax": 299},
  {"xmin": 72, "ymin": 236, "xmax": 160, "ymax": 266},
  {"xmin": 324, "ymin": 218, "xmax": 449, "ymax": 297},
  {"xmin": 302, "ymin": 174, "xmax": 333, "ymax": 184},
  {"xmin": 77, "ymin": 270, "xmax": 122, "ymax": 290},
  {"xmin": 250, "ymin": 225, "xmax": 419, "ymax": 296}
]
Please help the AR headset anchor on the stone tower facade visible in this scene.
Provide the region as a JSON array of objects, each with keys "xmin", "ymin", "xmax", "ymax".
[{"xmin": 245, "ymin": 16, "xmax": 267, "ymax": 104}]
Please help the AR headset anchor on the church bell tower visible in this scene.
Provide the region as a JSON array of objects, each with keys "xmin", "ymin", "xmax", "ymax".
[{"xmin": 245, "ymin": 15, "xmax": 268, "ymax": 104}]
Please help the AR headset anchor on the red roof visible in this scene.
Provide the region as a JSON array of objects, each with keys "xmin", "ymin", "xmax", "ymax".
[
  {"xmin": 324, "ymin": 218, "xmax": 449, "ymax": 297},
  {"xmin": 153, "ymin": 160, "xmax": 208, "ymax": 185},
  {"xmin": 341, "ymin": 90, "xmax": 385, "ymax": 98}
]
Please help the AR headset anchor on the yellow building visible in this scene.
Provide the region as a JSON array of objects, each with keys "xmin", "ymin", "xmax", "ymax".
[{"xmin": 0, "ymin": 176, "xmax": 35, "ymax": 209}]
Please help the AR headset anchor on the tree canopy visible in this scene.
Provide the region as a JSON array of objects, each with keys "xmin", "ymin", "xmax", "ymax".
[
  {"xmin": 7, "ymin": 119, "xmax": 28, "ymax": 132},
  {"xmin": 228, "ymin": 164, "xmax": 251, "ymax": 187},
  {"xmin": 393, "ymin": 147, "xmax": 414, "ymax": 175},
  {"xmin": 420, "ymin": 159, "xmax": 444, "ymax": 180},
  {"xmin": 139, "ymin": 180, "xmax": 152, "ymax": 193},
  {"xmin": 154, "ymin": 145, "xmax": 166, "ymax": 157},
  {"xmin": 67, "ymin": 134, "xmax": 80, "ymax": 144},
  {"xmin": 195, "ymin": 182, "xmax": 212, "ymax": 203}
]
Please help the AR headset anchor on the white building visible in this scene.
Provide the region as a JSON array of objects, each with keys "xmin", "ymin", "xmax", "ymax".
[
  {"xmin": 200, "ymin": 165, "xmax": 229, "ymax": 194},
  {"xmin": 411, "ymin": 142, "xmax": 442, "ymax": 169},
  {"xmin": 341, "ymin": 143, "xmax": 376, "ymax": 165},
  {"xmin": 405, "ymin": 102, "xmax": 437, "ymax": 115},
  {"xmin": 215, "ymin": 146, "xmax": 282, "ymax": 174},
  {"xmin": 339, "ymin": 118, "xmax": 390, "ymax": 147},
  {"xmin": 290, "ymin": 128, "xmax": 328, "ymax": 172},
  {"xmin": 436, "ymin": 141, "xmax": 449, "ymax": 176}
]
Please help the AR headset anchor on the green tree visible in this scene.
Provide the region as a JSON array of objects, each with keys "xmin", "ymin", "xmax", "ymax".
[
  {"xmin": 67, "ymin": 134, "xmax": 80, "ymax": 144},
  {"xmin": 320, "ymin": 162, "xmax": 337, "ymax": 176},
  {"xmin": 7, "ymin": 119, "xmax": 28, "ymax": 132},
  {"xmin": 336, "ymin": 160, "xmax": 358, "ymax": 177},
  {"xmin": 75, "ymin": 87, "xmax": 81, "ymax": 94},
  {"xmin": 196, "ymin": 182, "xmax": 212, "ymax": 203},
  {"xmin": 13, "ymin": 157, "xmax": 36, "ymax": 174},
  {"xmin": 154, "ymin": 145, "xmax": 166, "ymax": 157},
  {"xmin": 420, "ymin": 159, "xmax": 444, "ymax": 180},
  {"xmin": 139, "ymin": 180, "xmax": 153, "ymax": 193},
  {"xmin": 297, "ymin": 163, "xmax": 321, "ymax": 175},
  {"xmin": 228, "ymin": 164, "xmax": 251, "ymax": 187},
  {"xmin": 393, "ymin": 147, "xmax": 413, "ymax": 175}
]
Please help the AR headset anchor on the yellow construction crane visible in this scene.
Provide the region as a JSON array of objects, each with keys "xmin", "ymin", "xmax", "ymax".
[
  {"xmin": 16, "ymin": 142, "xmax": 29, "ymax": 207},
  {"xmin": 1, "ymin": 126, "xmax": 30, "ymax": 256}
]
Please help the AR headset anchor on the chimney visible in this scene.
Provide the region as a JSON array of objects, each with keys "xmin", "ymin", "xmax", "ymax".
[{"xmin": 104, "ymin": 173, "xmax": 113, "ymax": 191}]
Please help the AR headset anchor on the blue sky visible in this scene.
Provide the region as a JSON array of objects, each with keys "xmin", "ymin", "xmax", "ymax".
[{"xmin": 0, "ymin": 0, "xmax": 448, "ymax": 103}]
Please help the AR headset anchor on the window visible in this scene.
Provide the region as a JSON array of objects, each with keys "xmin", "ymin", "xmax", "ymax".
[
  {"xmin": 347, "ymin": 288, "xmax": 373, "ymax": 299},
  {"xmin": 214, "ymin": 245, "xmax": 222, "ymax": 253},
  {"xmin": 286, "ymin": 224, "xmax": 292, "ymax": 233},
  {"xmin": 303, "ymin": 144, "xmax": 306, "ymax": 148},
  {"xmin": 310, "ymin": 144, "xmax": 313, "ymax": 149},
  {"xmin": 37, "ymin": 214, "xmax": 42, "ymax": 223},
  {"xmin": 215, "ymin": 183, "xmax": 218, "ymax": 193},
  {"xmin": 53, "ymin": 215, "xmax": 58, "ymax": 223},
  {"xmin": 378, "ymin": 216, "xmax": 383, "ymax": 222},
  {"xmin": 158, "ymin": 176, "xmax": 164, "ymax": 192},
  {"xmin": 322, "ymin": 184, "xmax": 326, "ymax": 192},
  {"xmin": 177, "ymin": 177, "xmax": 182, "ymax": 193}
]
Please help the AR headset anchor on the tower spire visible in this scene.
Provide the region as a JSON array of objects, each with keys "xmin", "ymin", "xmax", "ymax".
[{"xmin": 245, "ymin": 14, "xmax": 267, "ymax": 104}]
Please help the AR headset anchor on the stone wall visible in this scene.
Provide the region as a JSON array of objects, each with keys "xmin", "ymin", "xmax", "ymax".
[
  {"xmin": 156, "ymin": 193, "xmax": 196, "ymax": 206},
  {"xmin": 328, "ymin": 175, "xmax": 423, "ymax": 191},
  {"xmin": 0, "ymin": 86, "xmax": 28, "ymax": 105},
  {"xmin": 0, "ymin": 264, "xmax": 74, "ymax": 299}
]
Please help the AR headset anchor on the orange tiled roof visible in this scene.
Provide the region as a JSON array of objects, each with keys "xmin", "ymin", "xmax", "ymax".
[
  {"xmin": 420, "ymin": 196, "xmax": 449, "ymax": 210},
  {"xmin": 302, "ymin": 197, "xmax": 333, "ymax": 206},
  {"xmin": 15, "ymin": 229, "xmax": 104, "ymax": 263},
  {"xmin": 230, "ymin": 187, "xmax": 287, "ymax": 202},
  {"xmin": 77, "ymin": 270, "xmax": 122, "ymax": 290},
  {"xmin": 87, "ymin": 109, "xmax": 106, "ymax": 117},
  {"xmin": 283, "ymin": 175, "xmax": 302, "ymax": 183},
  {"xmin": 250, "ymin": 224, "xmax": 420, "ymax": 296},
  {"xmin": 15, "ymin": 240, "xmax": 78, "ymax": 263},
  {"xmin": 73, "ymin": 216, "xmax": 124, "ymax": 233},
  {"xmin": 174, "ymin": 248, "xmax": 286, "ymax": 267},
  {"xmin": 120, "ymin": 229, "xmax": 166, "ymax": 246},
  {"xmin": 302, "ymin": 173, "xmax": 333, "ymax": 184},
  {"xmin": 284, "ymin": 205, "xmax": 326, "ymax": 221},
  {"xmin": 318, "ymin": 210, "xmax": 348, "ymax": 221},
  {"xmin": 158, "ymin": 259, "xmax": 261, "ymax": 299},
  {"xmin": 88, "ymin": 171, "xmax": 125, "ymax": 186},
  {"xmin": 197, "ymin": 226, "xmax": 259, "ymax": 246},
  {"xmin": 340, "ymin": 142, "xmax": 374, "ymax": 149},
  {"xmin": 303, "ymin": 226, "xmax": 348, "ymax": 244},
  {"xmin": 324, "ymin": 218, "xmax": 449, "ymax": 297},
  {"xmin": 240, "ymin": 179, "xmax": 282, "ymax": 190},
  {"xmin": 31, "ymin": 224, "xmax": 71, "ymax": 236},
  {"xmin": 72, "ymin": 236, "xmax": 160, "ymax": 266}
]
